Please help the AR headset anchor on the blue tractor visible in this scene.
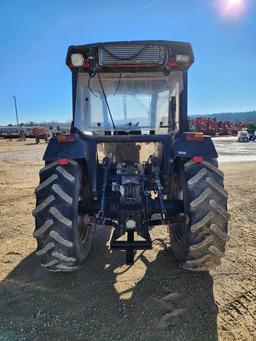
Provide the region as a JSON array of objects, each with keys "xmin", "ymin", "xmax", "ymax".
[{"xmin": 33, "ymin": 41, "xmax": 230, "ymax": 272}]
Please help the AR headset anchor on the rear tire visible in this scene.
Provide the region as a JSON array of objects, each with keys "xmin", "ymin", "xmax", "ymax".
[
  {"xmin": 170, "ymin": 159, "xmax": 230, "ymax": 272},
  {"xmin": 33, "ymin": 160, "xmax": 94, "ymax": 272}
]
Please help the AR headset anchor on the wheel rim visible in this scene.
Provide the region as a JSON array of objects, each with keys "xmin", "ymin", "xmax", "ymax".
[
  {"xmin": 78, "ymin": 212, "xmax": 91, "ymax": 244},
  {"xmin": 78, "ymin": 192, "xmax": 91, "ymax": 244},
  {"xmin": 170, "ymin": 169, "xmax": 190, "ymax": 246},
  {"xmin": 171, "ymin": 174, "xmax": 185, "ymax": 241},
  {"xmin": 172, "ymin": 223, "xmax": 186, "ymax": 242}
]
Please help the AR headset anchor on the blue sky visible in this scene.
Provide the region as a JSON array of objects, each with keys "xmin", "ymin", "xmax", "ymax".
[{"xmin": 0, "ymin": 0, "xmax": 256, "ymax": 125}]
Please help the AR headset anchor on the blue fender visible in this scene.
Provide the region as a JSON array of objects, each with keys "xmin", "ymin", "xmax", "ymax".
[
  {"xmin": 43, "ymin": 137, "xmax": 98, "ymax": 192},
  {"xmin": 173, "ymin": 136, "xmax": 218, "ymax": 159},
  {"xmin": 43, "ymin": 137, "xmax": 89, "ymax": 161}
]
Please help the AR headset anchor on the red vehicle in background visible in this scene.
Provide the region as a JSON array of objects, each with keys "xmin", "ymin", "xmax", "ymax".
[
  {"xmin": 190, "ymin": 117, "xmax": 249, "ymax": 136},
  {"xmin": 32, "ymin": 128, "xmax": 50, "ymax": 144},
  {"xmin": 190, "ymin": 117, "xmax": 217, "ymax": 135}
]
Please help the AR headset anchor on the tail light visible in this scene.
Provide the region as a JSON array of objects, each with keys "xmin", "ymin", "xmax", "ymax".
[
  {"xmin": 168, "ymin": 58, "xmax": 178, "ymax": 68},
  {"xmin": 184, "ymin": 132, "xmax": 204, "ymax": 141},
  {"xmin": 193, "ymin": 156, "xmax": 203, "ymax": 163},
  {"xmin": 57, "ymin": 134, "xmax": 76, "ymax": 143},
  {"xmin": 83, "ymin": 58, "xmax": 90, "ymax": 68},
  {"xmin": 58, "ymin": 158, "xmax": 70, "ymax": 165}
]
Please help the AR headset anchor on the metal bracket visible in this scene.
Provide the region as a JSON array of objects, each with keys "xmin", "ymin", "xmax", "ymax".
[{"xmin": 110, "ymin": 229, "xmax": 152, "ymax": 265}]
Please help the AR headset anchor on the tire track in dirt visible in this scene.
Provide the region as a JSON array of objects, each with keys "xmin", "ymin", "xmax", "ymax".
[{"xmin": 218, "ymin": 287, "xmax": 256, "ymax": 340}]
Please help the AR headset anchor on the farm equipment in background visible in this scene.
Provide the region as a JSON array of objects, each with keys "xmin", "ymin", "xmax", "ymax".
[
  {"xmin": 0, "ymin": 128, "xmax": 20, "ymax": 139},
  {"xmin": 32, "ymin": 128, "xmax": 50, "ymax": 144},
  {"xmin": 0, "ymin": 127, "xmax": 25, "ymax": 139},
  {"xmin": 190, "ymin": 117, "xmax": 249, "ymax": 136},
  {"xmin": 33, "ymin": 40, "xmax": 230, "ymax": 273},
  {"xmin": 190, "ymin": 117, "xmax": 218, "ymax": 135}
]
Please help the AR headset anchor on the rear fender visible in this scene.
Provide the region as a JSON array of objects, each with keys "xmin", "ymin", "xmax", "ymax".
[
  {"xmin": 43, "ymin": 137, "xmax": 97, "ymax": 193},
  {"xmin": 43, "ymin": 137, "xmax": 89, "ymax": 161},
  {"xmin": 172, "ymin": 135, "xmax": 218, "ymax": 159}
]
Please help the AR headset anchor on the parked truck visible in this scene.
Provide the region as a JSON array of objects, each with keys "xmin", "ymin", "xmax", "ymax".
[{"xmin": 237, "ymin": 130, "xmax": 250, "ymax": 142}]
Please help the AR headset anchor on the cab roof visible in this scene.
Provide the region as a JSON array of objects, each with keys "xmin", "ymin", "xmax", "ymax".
[{"xmin": 66, "ymin": 40, "xmax": 194, "ymax": 72}]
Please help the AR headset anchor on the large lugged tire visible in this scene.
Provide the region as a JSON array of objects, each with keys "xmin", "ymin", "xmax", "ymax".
[
  {"xmin": 33, "ymin": 160, "xmax": 93, "ymax": 272},
  {"xmin": 171, "ymin": 159, "xmax": 230, "ymax": 272}
]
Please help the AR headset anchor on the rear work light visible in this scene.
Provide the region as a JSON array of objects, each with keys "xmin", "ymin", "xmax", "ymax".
[
  {"xmin": 57, "ymin": 134, "xmax": 76, "ymax": 143},
  {"xmin": 176, "ymin": 54, "xmax": 190, "ymax": 63},
  {"xmin": 168, "ymin": 55, "xmax": 190, "ymax": 68},
  {"xmin": 70, "ymin": 53, "xmax": 84, "ymax": 66},
  {"xmin": 184, "ymin": 132, "xmax": 204, "ymax": 141}
]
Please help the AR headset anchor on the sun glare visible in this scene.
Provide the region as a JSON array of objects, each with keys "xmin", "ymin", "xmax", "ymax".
[
  {"xmin": 227, "ymin": 0, "xmax": 243, "ymax": 9},
  {"xmin": 229, "ymin": 0, "xmax": 242, "ymax": 5},
  {"xmin": 215, "ymin": 0, "xmax": 246, "ymax": 18}
]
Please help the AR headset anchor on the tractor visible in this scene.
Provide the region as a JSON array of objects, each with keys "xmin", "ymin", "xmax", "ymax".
[
  {"xmin": 33, "ymin": 40, "xmax": 230, "ymax": 272},
  {"xmin": 33, "ymin": 128, "xmax": 50, "ymax": 144}
]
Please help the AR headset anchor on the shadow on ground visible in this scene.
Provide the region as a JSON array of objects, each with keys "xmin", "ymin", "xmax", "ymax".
[{"xmin": 0, "ymin": 227, "xmax": 218, "ymax": 341}]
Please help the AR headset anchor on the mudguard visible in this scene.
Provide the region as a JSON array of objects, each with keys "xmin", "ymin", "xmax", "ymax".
[
  {"xmin": 173, "ymin": 135, "xmax": 218, "ymax": 159},
  {"xmin": 43, "ymin": 137, "xmax": 89, "ymax": 161},
  {"xmin": 43, "ymin": 137, "xmax": 99, "ymax": 192}
]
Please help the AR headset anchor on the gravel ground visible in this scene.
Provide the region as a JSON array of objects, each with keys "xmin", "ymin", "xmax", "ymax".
[
  {"xmin": 213, "ymin": 136, "xmax": 256, "ymax": 162},
  {"xmin": 0, "ymin": 138, "xmax": 255, "ymax": 341}
]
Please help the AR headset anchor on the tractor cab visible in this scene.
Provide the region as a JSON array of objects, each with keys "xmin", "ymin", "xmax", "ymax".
[{"xmin": 66, "ymin": 41, "xmax": 194, "ymax": 136}]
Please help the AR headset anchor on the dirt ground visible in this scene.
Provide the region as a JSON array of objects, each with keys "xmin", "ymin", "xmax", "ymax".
[{"xmin": 0, "ymin": 138, "xmax": 255, "ymax": 341}]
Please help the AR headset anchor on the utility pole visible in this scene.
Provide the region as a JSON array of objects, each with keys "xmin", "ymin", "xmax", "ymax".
[
  {"xmin": 12, "ymin": 96, "xmax": 19, "ymax": 126},
  {"xmin": 12, "ymin": 96, "xmax": 24, "ymax": 140}
]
